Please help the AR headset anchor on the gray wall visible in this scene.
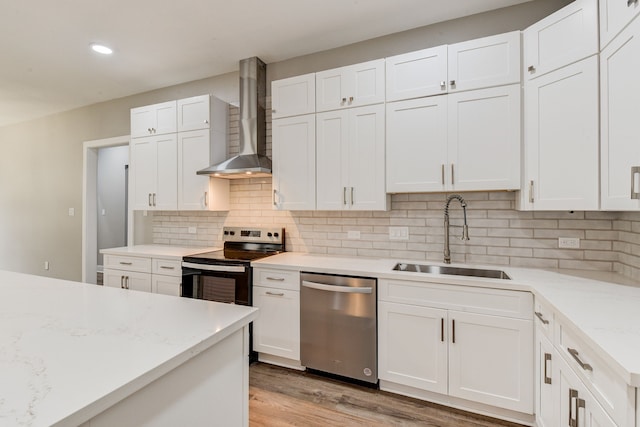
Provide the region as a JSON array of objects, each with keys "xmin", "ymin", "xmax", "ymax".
[{"xmin": 0, "ymin": 0, "xmax": 570, "ymax": 280}]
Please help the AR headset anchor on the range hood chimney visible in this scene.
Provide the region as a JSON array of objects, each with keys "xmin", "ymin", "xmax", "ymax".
[{"xmin": 197, "ymin": 57, "xmax": 271, "ymax": 178}]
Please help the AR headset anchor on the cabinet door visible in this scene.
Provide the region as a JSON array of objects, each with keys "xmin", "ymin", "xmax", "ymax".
[
  {"xmin": 448, "ymin": 31, "xmax": 520, "ymax": 92},
  {"xmin": 600, "ymin": 0, "xmax": 640, "ymax": 49},
  {"xmin": 177, "ymin": 95, "xmax": 210, "ymax": 132},
  {"xmin": 535, "ymin": 332, "xmax": 555, "ymax": 427},
  {"xmin": 272, "ymin": 73, "xmax": 315, "ymax": 119},
  {"xmin": 131, "ymin": 101, "xmax": 177, "ymax": 137},
  {"xmin": 253, "ymin": 287, "xmax": 300, "ymax": 361},
  {"xmin": 448, "ymin": 311, "xmax": 533, "ymax": 414},
  {"xmin": 154, "ymin": 134, "xmax": 178, "ymax": 210},
  {"xmin": 347, "ymin": 104, "xmax": 386, "ymax": 210},
  {"xmin": 178, "ymin": 129, "xmax": 211, "ymax": 210},
  {"xmin": 386, "ymin": 46, "xmax": 448, "ymax": 101},
  {"xmin": 378, "ymin": 302, "xmax": 448, "ymax": 394},
  {"xmin": 523, "ymin": 0, "xmax": 598, "ymax": 81},
  {"xmin": 316, "ymin": 67, "xmax": 346, "ymax": 112},
  {"xmin": 153, "ymin": 101, "xmax": 178, "ymax": 136},
  {"xmin": 103, "ymin": 269, "xmax": 127, "ymax": 289},
  {"xmin": 131, "ymin": 136, "xmax": 157, "ymax": 210},
  {"xmin": 523, "ymin": 56, "xmax": 599, "ymax": 210},
  {"xmin": 448, "ymin": 84, "xmax": 521, "ymax": 191},
  {"xmin": 152, "ymin": 274, "xmax": 181, "ymax": 296},
  {"xmin": 316, "ymin": 110, "xmax": 349, "ymax": 210},
  {"xmin": 386, "ymin": 97, "xmax": 448, "ymax": 193},
  {"xmin": 126, "ymin": 271, "xmax": 153, "ymax": 292},
  {"xmin": 316, "ymin": 59, "xmax": 384, "ymax": 112},
  {"xmin": 272, "ymin": 115, "xmax": 316, "ymax": 210},
  {"xmin": 601, "ymin": 15, "xmax": 640, "ymax": 210}
]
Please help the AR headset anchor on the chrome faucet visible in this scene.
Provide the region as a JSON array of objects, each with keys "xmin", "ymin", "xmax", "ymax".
[{"xmin": 444, "ymin": 194, "xmax": 470, "ymax": 264}]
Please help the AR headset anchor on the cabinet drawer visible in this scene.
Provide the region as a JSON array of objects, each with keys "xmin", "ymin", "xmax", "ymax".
[
  {"xmin": 103, "ymin": 255, "xmax": 151, "ymax": 273},
  {"xmin": 557, "ymin": 321, "xmax": 634, "ymax": 426},
  {"xmin": 533, "ymin": 298, "xmax": 554, "ymax": 341},
  {"xmin": 379, "ymin": 279, "xmax": 532, "ymax": 319},
  {"xmin": 254, "ymin": 268, "xmax": 300, "ymax": 291},
  {"xmin": 152, "ymin": 258, "xmax": 182, "ymax": 276}
]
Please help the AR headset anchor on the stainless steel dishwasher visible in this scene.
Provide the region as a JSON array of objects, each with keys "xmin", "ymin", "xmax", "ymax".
[{"xmin": 300, "ymin": 272, "xmax": 377, "ymax": 384}]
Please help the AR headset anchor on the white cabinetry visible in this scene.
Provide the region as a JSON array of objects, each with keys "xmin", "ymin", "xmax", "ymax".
[
  {"xmin": 131, "ymin": 134, "xmax": 178, "ymax": 210},
  {"xmin": 316, "ymin": 59, "xmax": 385, "ymax": 112},
  {"xmin": 601, "ymin": 13, "xmax": 640, "ymax": 210},
  {"xmin": 130, "ymin": 101, "xmax": 177, "ymax": 138},
  {"xmin": 252, "ymin": 268, "xmax": 301, "ymax": 369},
  {"xmin": 271, "ymin": 73, "xmax": 315, "ymax": 119},
  {"xmin": 534, "ymin": 300, "xmax": 555, "ymax": 427},
  {"xmin": 316, "ymin": 104, "xmax": 387, "ymax": 210},
  {"xmin": 378, "ymin": 279, "xmax": 533, "ymax": 416},
  {"xmin": 271, "ymin": 115, "xmax": 316, "ymax": 210},
  {"xmin": 103, "ymin": 254, "xmax": 182, "ymax": 296},
  {"xmin": 521, "ymin": 0, "xmax": 599, "ymax": 211},
  {"xmin": 600, "ymin": 0, "xmax": 640, "ymax": 49},
  {"xmin": 177, "ymin": 94, "xmax": 211, "ymax": 132},
  {"xmin": 386, "ymin": 46, "xmax": 448, "ymax": 101}
]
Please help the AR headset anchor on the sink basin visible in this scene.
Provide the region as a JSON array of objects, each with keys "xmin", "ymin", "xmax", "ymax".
[{"xmin": 393, "ymin": 263, "xmax": 511, "ymax": 280}]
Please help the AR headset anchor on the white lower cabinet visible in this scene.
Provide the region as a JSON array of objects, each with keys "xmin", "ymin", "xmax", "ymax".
[
  {"xmin": 378, "ymin": 279, "xmax": 533, "ymax": 419},
  {"xmin": 535, "ymin": 331, "xmax": 555, "ymax": 427},
  {"xmin": 252, "ymin": 268, "xmax": 301, "ymax": 368},
  {"xmin": 103, "ymin": 254, "xmax": 182, "ymax": 296},
  {"xmin": 104, "ymin": 269, "xmax": 152, "ymax": 292}
]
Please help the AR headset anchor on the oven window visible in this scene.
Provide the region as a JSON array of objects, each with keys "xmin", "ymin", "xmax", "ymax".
[{"xmin": 200, "ymin": 276, "xmax": 236, "ymax": 304}]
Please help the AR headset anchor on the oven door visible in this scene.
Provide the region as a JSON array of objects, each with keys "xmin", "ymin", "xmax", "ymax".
[{"xmin": 181, "ymin": 262, "xmax": 251, "ymax": 306}]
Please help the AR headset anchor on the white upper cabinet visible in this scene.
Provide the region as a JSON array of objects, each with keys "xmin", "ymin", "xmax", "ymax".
[
  {"xmin": 131, "ymin": 134, "xmax": 178, "ymax": 211},
  {"xmin": 600, "ymin": 0, "xmax": 640, "ymax": 49},
  {"xmin": 386, "ymin": 96, "xmax": 448, "ymax": 193},
  {"xmin": 316, "ymin": 59, "xmax": 385, "ymax": 112},
  {"xmin": 522, "ymin": 57, "xmax": 599, "ymax": 211},
  {"xmin": 447, "ymin": 31, "xmax": 520, "ymax": 93},
  {"xmin": 177, "ymin": 94, "xmax": 210, "ymax": 132},
  {"xmin": 385, "ymin": 46, "xmax": 448, "ymax": 101},
  {"xmin": 523, "ymin": 0, "xmax": 598, "ymax": 81},
  {"xmin": 130, "ymin": 101, "xmax": 177, "ymax": 138},
  {"xmin": 447, "ymin": 84, "xmax": 521, "ymax": 192},
  {"xmin": 271, "ymin": 73, "xmax": 316, "ymax": 119},
  {"xmin": 316, "ymin": 104, "xmax": 387, "ymax": 210},
  {"xmin": 272, "ymin": 114, "xmax": 316, "ymax": 211},
  {"xmin": 601, "ymin": 14, "xmax": 640, "ymax": 210}
]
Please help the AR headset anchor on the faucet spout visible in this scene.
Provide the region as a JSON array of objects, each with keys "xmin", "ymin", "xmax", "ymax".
[{"xmin": 443, "ymin": 194, "xmax": 470, "ymax": 264}]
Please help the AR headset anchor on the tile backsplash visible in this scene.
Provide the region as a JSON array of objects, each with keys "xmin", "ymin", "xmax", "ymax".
[{"xmin": 151, "ymin": 106, "xmax": 640, "ymax": 281}]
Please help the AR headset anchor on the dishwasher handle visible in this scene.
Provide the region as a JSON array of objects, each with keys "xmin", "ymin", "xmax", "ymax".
[{"xmin": 302, "ymin": 280, "xmax": 372, "ymax": 294}]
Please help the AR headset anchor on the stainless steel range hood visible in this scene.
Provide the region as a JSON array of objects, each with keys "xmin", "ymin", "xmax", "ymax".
[{"xmin": 197, "ymin": 57, "xmax": 271, "ymax": 178}]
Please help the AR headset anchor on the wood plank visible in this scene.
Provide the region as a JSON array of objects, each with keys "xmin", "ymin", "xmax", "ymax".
[{"xmin": 249, "ymin": 363, "xmax": 524, "ymax": 426}]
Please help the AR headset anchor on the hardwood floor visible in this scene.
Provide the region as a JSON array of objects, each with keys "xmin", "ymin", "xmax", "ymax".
[{"xmin": 249, "ymin": 363, "xmax": 525, "ymax": 427}]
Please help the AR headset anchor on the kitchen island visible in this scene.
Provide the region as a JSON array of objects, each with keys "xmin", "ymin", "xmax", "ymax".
[{"xmin": 0, "ymin": 269, "xmax": 257, "ymax": 427}]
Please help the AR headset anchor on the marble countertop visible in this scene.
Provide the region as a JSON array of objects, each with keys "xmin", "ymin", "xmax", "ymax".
[
  {"xmin": 253, "ymin": 252, "xmax": 640, "ymax": 386},
  {"xmin": 100, "ymin": 245, "xmax": 219, "ymax": 260},
  {"xmin": 0, "ymin": 269, "xmax": 257, "ymax": 426}
]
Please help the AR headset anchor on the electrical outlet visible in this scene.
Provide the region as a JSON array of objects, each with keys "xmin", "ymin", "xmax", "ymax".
[
  {"xmin": 558, "ymin": 237, "xmax": 580, "ymax": 249},
  {"xmin": 347, "ymin": 230, "xmax": 361, "ymax": 239},
  {"xmin": 44, "ymin": 261, "xmax": 49, "ymax": 270},
  {"xmin": 389, "ymin": 226, "xmax": 409, "ymax": 241},
  {"xmin": 68, "ymin": 207, "xmax": 75, "ymax": 216},
  {"xmin": 188, "ymin": 227, "xmax": 197, "ymax": 234}
]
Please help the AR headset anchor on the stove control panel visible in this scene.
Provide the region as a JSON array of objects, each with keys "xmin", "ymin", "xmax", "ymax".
[{"xmin": 223, "ymin": 227, "xmax": 284, "ymax": 244}]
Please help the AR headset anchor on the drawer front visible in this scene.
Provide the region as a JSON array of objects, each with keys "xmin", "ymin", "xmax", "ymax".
[
  {"xmin": 533, "ymin": 298, "xmax": 554, "ymax": 341},
  {"xmin": 557, "ymin": 321, "xmax": 634, "ymax": 426},
  {"xmin": 103, "ymin": 255, "xmax": 151, "ymax": 273},
  {"xmin": 152, "ymin": 258, "xmax": 182, "ymax": 276},
  {"xmin": 254, "ymin": 268, "xmax": 300, "ymax": 291},
  {"xmin": 379, "ymin": 279, "xmax": 532, "ymax": 319}
]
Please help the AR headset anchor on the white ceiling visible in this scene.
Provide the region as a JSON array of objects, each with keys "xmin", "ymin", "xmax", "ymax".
[{"xmin": 0, "ymin": 0, "xmax": 532, "ymax": 128}]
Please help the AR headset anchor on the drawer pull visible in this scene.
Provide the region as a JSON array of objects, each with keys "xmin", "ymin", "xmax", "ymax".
[
  {"xmin": 266, "ymin": 291, "xmax": 285, "ymax": 296},
  {"xmin": 266, "ymin": 277, "xmax": 285, "ymax": 281},
  {"xmin": 119, "ymin": 262, "xmax": 133, "ymax": 266},
  {"xmin": 567, "ymin": 348, "xmax": 593, "ymax": 372},
  {"xmin": 544, "ymin": 353, "xmax": 552, "ymax": 384},
  {"xmin": 160, "ymin": 266, "xmax": 175, "ymax": 270},
  {"xmin": 534, "ymin": 311, "xmax": 549, "ymax": 324}
]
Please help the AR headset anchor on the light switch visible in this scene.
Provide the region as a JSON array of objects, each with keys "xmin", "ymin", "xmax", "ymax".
[
  {"xmin": 68, "ymin": 208, "xmax": 75, "ymax": 216},
  {"xmin": 389, "ymin": 227, "xmax": 409, "ymax": 240}
]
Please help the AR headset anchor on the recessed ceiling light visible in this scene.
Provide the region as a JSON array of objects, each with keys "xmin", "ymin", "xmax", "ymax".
[{"xmin": 90, "ymin": 43, "xmax": 113, "ymax": 55}]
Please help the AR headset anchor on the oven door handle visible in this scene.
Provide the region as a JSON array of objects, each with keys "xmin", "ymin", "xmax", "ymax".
[
  {"xmin": 302, "ymin": 280, "xmax": 372, "ymax": 294},
  {"xmin": 182, "ymin": 262, "xmax": 246, "ymax": 273}
]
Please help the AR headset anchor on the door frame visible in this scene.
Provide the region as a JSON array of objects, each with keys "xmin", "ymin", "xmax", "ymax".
[{"xmin": 82, "ymin": 135, "xmax": 130, "ymax": 283}]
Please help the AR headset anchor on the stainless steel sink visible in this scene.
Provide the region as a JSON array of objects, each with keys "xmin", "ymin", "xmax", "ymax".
[{"xmin": 393, "ymin": 263, "xmax": 511, "ymax": 280}]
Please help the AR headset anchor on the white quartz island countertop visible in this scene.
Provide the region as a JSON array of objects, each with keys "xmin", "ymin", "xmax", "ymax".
[
  {"xmin": 0, "ymin": 269, "xmax": 257, "ymax": 427},
  {"xmin": 253, "ymin": 252, "xmax": 640, "ymax": 387}
]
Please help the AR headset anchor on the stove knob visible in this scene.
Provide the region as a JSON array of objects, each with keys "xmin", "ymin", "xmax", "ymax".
[
  {"xmin": 274, "ymin": 232, "xmax": 279, "ymax": 238},
  {"xmin": 267, "ymin": 232, "xmax": 273, "ymax": 237},
  {"xmin": 223, "ymin": 231, "xmax": 229, "ymax": 235},
  {"xmin": 229, "ymin": 231, "xmax": 235, "ymax": 236}
]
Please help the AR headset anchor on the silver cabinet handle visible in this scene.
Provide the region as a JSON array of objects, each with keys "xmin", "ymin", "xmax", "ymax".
[
  {"xmin": 450, "ymin": 80, "xmax": 456, "ymax": 87},
  {"xmin": 440, "ymin": 318, "xmax": 444, "ymax": 342},
  {"xmin": 119, "ymin": 261, "xmax": 133, "ymax": 266},
  {"xmin": 204, "ymin": 119, "xmax": 209, "ymax": 124},
  {"xmin": 272, "ymin": 109, "xmax": 277, "ymax": 114},
  {"xmin": 351, "ymin": 187, "xmax": 354, "ymax": 205},
  {"xmin": 629, "ymin": 0, "xmax": 638, "ymax": 6},
  {"xmin": 341, "ymin": 97, "xmax": 347, "ymax": 104},
  {"xmin": 452, "ymin": 319, "xmax": 456, "ymax": 343},
  {"xmin": 451, "ymin": 164, "xmax": 455, "ymax": 185},
  {"xmin": 120, "ymin": 276, "xmax": 125, "ymax": 289},
  {"xmin": 273, "ymin": 189, "xmax": 277, "ymax": 206},
  {"xmin": 534, "ymin": 311, "xmax": 549, "ymax": 324},
  {"xmin": 153, "ymin": 193, "xmax": 157, "ymax": 207},
  {"xmin": 544, "ymin": 353, "xmax": 552, "ymax": 384},
  {"xmin": 266, "ymin": 291, "xmax": 285, "ymax": 296},
  {"xmin": 441, "ymin": 164, "xmax": 445, "ymax": 185},
  {"xmin": 302, "ymin": 280, "xmax": 372, "ymax": 294},
  {"xmin": 204, "ymin": 191, "xmax": 208, "ymax": 207},
  {"xmin": 576, "ymin": 397, "xmax": 585, "ymax": 427},
  {"xmin": 567, "ymin": 348, "xmax": 593, "ymax": 372},
  {"xmin": 569, "ymin": 389, "xmax": 578, "ymax": 427},
  {"xmin": 266, "ymin": 277, "xmax": 285, "ymax": 281},
  {"xmin": 529, "ymin": 180, "xmax": 535, "ymax": 203},
  {"xmin": 631, "ymin": 166, "xmax": 640, "ymax": 199},
  {"xmin": 343, "ymin": 187, "xmax": 347, "ymax": 205},
  {"xmin": 148, "ymin": 193, "xmax": 152, "ymax": 207},
  {"xmin": 349, "ymin": 96, "xmax": 354, "ymax": 103},
  {"xmin": 528, "ymin": 65, "xmax": 536, "ymax": 73},
  {"xmin": 160, "ymin": 266, "xmax": 175, "ymax": 270},
  {"xmin": 440, "ymin": 81, "xmax": 446, "ymax": 90}
]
